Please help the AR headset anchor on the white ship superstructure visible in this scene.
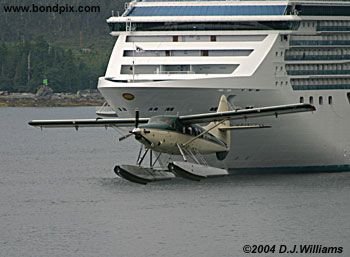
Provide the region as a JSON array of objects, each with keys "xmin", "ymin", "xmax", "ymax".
[{"xmin": 98, "ymin": 0, "xmax": 350, "ymax": 172}]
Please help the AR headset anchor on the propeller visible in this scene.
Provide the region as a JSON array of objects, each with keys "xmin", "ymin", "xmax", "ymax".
[
  {"xmin": 118, "ymin": 110, "xmax": 152, "ymax": 146},
  {"xmin": 118, "ymin": 133, "xmax": 133, "ymax": 141},
  {"xmin": 119, "ymin": 109, "xmax": 140, "ymax": 142}
]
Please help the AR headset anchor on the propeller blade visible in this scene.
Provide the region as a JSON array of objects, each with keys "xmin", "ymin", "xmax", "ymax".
[
  {"xmin": 135, "ymin": 109, "xmax": 139, "ymax": 128},
  {"xmin": 118, "ymin": 133, "xmax": 133, "ymax": 142}
]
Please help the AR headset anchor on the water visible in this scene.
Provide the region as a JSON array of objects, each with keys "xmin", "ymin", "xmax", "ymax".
[{"xmin": 0, "ymin": 107, "xmax": 349, "ymax": 257}]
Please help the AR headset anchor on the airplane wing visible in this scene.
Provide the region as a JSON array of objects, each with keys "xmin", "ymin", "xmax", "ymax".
[
  {"xmin": 28, "ymin": 118, "xmax": 149, "ymax": 129},
  {"xmin": 178, "ymin": 103, "xmax": 315, "ymax": 124}
]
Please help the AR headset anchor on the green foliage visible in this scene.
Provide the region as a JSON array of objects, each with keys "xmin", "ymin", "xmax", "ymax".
[
  {"xmin": 0, "ymin": 0, "xmax": 124, "ymax": 42},
  {"xmin": 0, "ymin": 37, "xmax": 113, "ymax": 92},
  {"xmin": 0, "ymin": 0, "xmax": 122, "ymax": 92}
]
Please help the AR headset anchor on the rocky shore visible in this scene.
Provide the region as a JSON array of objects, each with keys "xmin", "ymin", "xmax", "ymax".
[{"xmin": 0, "ymin": 91, "xmax": 105, "ymax": 107}]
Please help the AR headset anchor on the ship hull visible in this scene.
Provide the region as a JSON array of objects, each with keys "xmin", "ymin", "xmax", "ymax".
[{"xmin": 99, "ymin": 0, "xmax": 350, "ymax": 172}]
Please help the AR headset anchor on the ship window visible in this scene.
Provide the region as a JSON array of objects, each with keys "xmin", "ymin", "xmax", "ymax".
[
  {"xmin": 165, "ymin": 107, "xmax": 175, "ymax": 112},
  {"xmin": 328, "ymin": 96, "xmax": 333, "ymax": 105},
  {"xmin": 210, "ymin": 35, "xmax": 216, "ymax": 42},
  {"xmin": 124, "ymin": 49, "xmax": 252, "ymax": 57},
  {"xmin": 173, "ymin": 36, "xmax": 178, "ymax": 42},
  {"xmin": 347, "ymin": 93, "xmax": 350, "ymax": 104},
  {"xmin": 129, "ymin": 5, "xmax": 288, "ymax": 17},
  {"xmin": 309, "ymin": 96, "xmax": 314, "ymax": 104},
  {"xmin": 300, "ymin": 96, "xmax": 304, "ymax": 103},
  {"xmin": 201, "ymin": 50, "xmax": 209, "ymax": 56},
  {"xmin": 121, "ymin": 64, "xmax": 237, "ymax": 75},
  {"xmin": 319, "ymin": 96, "xmax": 323, "ymax": 105}
]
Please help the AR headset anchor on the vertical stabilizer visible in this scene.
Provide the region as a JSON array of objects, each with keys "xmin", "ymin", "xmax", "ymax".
[{"xmin": 203, "ymin": 95, "xmax": 231, "ymax": 160}]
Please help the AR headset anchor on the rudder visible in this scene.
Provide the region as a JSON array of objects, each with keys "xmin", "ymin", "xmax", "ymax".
[{"xmin": 203, "ymin": 95, "xmax": 231, "ymax": 158}]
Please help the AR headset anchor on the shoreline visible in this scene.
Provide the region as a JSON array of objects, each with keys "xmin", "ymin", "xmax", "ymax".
[{"xmin": 0, "ymin": 92, "xmax": 105, "ymax": 107}]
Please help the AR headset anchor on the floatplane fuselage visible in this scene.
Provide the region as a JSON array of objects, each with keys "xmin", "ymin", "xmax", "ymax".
[
  {"xmin": 132, "ymin": 122, "xmax": 228, "ymax": 155},
  {"xmin": 29, "ymin": 95, "xmax": 315, "ymax": 184}
]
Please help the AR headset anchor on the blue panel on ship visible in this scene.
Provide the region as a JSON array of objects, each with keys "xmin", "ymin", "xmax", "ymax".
[{"xmin": 128, "ymin": 5, "xmax": 287, "ymax": 16}]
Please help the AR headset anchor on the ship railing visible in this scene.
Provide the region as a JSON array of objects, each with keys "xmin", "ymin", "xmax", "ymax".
[
  {"xmin": 317, "ymin": 26, "xmax": 350, "ymax": 32},
  {"xmin": 154, "ymin": 70, "xmax": 195, "ymax": 74},
  {"xmin": 287, "ymin": 70, "xmax": 350, "ymax": 76},
  {"xmin": 285, "ymin": 55, "xmax": 350, "ymax": 61},
  {"xmin": 290, "ymin": 40, "xmax": 350, "ymax": 46},
  {"xmin": 292, "ymin": 84, "xmax": 350, "ymax": 91}
]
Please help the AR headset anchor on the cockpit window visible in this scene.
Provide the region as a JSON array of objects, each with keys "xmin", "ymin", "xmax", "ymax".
[{"xmin": 148, "ymin": 116, "xmax": 178, "ymax": 129}]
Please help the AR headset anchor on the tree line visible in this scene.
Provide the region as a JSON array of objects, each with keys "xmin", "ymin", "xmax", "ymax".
[
  {"xmin": 0, "ymin": 37, "xmax": 113, "ymax": 92},
  {"xmin": 0, "ymin": 0, "xmax": 125, "ymax": 92},
  {"xmin": 1, "ymin": 0, "xmax": 124, "ymax": 42}
]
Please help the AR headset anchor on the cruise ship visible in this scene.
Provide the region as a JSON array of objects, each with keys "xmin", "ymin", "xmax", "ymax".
[{"xmin": 97, "ymin": 0, "xmax": 350, "ymax": 172}]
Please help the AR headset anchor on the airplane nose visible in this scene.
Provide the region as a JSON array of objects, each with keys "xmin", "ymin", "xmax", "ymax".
[
  {"xmin": 131, "ymin": 128, "xmax": 143, "ymax": 140},
  {"xmin": 132, "ymin": 128, "xmax": 142, "ymax": 134}
]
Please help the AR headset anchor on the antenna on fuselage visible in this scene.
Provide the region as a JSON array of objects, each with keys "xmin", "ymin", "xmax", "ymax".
[{"xmin": 135, "ymin": 109, "xmax": 139, "ymax": 128}]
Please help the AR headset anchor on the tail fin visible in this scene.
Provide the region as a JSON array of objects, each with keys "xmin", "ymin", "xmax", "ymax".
[{"xmin": 203, "ymin": 95, "xmax": 231, "ymax": 160}]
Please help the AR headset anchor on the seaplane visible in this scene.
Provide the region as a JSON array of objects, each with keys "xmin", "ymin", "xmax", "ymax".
[{"xmin": 29, "ymin": 96, "xmax": 315, "ymax": 184}]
